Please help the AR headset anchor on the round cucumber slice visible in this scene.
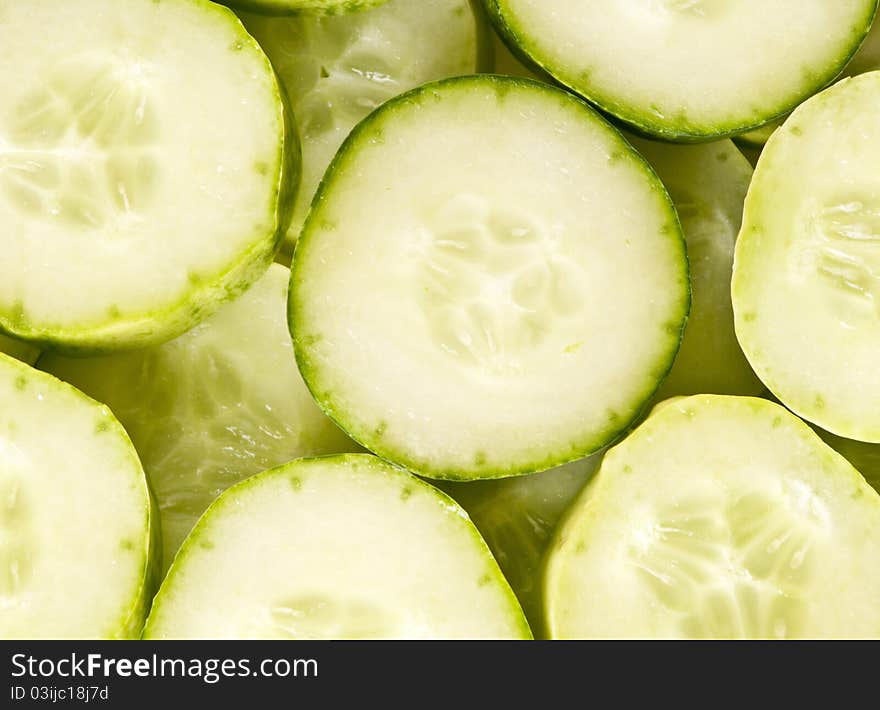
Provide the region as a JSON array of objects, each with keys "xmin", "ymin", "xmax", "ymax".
[
  {"xmin": 0, "ymin": 355, "xmax": 156, "ymax": 639},
  {"xmin": 736, "ymin": 16, "xmax": 880, "ymax": 148},
  {"xmin": 545, "ymin": 395, "xmax": 880, "ymax": 639},
  {"xmin": 41, "ymin": 264, "xmax": 356, "ymax": 573},
  {"xmin": 291, "ymin": 76, "xmax": 688, "ymax": 480},
  {"xmin": 0, "ymin": 335, "xmax": 39, "ymax": 366},
  {"xmin": 442, "ymin": 455, "xmax": 600, "ymax": 633},
  {"xmin": 0, "ymin": 0, "xmax": 296, "ymax": 353},
  {"xmin": 627, "ymin": 137, "xmax": 762, "ymax": 399},
  {"xmin": 223, "ymin": 0, "xmax": 389, "ymax": 16},
  {"xmin": 144, "ymin": 454, "xmax": 530, "ymax": 639},
  {"xmin": 486, "ymin": 1, "xmax": 877, "ymax": 141},
  {"xmin": 239, "ymin": 0, "xmax": 488, "ymax": 257},
  {"xmin": 733, "ymin": 73, "xmax": 880, "ymax": 443}
]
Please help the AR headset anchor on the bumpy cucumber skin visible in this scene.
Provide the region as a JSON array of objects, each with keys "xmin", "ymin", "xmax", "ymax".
[
  {"xmin": 143, "ymin": 454, "xmax": 532, "ymax": 639},
  {"xmin": 542, "ymin": 394, "xmax": 880, "ymax": 639},
  {"xmin": 0, "ymin": 354, "xmax": 157, "ymax": 639},
  {"xmin": 290, "ymin": 74, "xmax": 689, "ymax": 481},
  {"xmin": 0, "ymin": 1, "xmax": 299, "ymax": 356},
  {"xmin": 483, "ymin": 0, "xmax": 879, "ymax": 142},
  {"xmin": 219, "ymin": 0, "xmax": 389, "ymax": 16}
]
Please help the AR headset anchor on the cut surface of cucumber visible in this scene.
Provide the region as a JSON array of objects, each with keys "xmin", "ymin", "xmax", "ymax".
[
  {"xmin": 291, "ymin": 76, "xmax": 688, "ymax": 480},
  {"xmin": 487, "ymin": 0, "xmax": 877, "ymax": 140},
  {"xmin": 0, "ymin": 354, "xmax": 155, "ymax": 639},
  {"xmin": 0, "ymin": 0, "xmax": 295, "ymax": 352},
  {"xmin": 0, "ymin": 335, "xmax": 39, "ymax": 366},
  {"xmin": 41, "ymin": 264, "xmax": 356, "ymax": 573},
  {"xmin": 628, "ymin": 137, "xmax": 762, "ymax": 399},
  {"xmin": 442, "ymin": 454, "xmax": 600, "ymax": 633},
  {"xmin": 545, "ymin": 395, "xmax": 880, "ymax": 639},
  {"xmin": 144, "ymin": 455, "xmax": 530, "ymax": 639},
  {"xmin": 733, "ymin": 73, "xmax": 880, "ymax": 443},
  {"xmin": 224, "ymin": 0, "xmax": 389, "ymax": 15},
  {"xmin": 240, "ymin": 0, "xmax": 487, "ymax": 256}
]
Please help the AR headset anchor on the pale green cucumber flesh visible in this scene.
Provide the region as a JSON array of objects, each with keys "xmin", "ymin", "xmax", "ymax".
[
  {"xmin": 628, "ymin": 137, "xmax": 762, "ymax": 399},
  {"xmin": 0, "ymin": 0, "xmax": 295, "ymax": 353},
  {"xmin": 441, "ymin": 454, "xmax": 601, "ymax": 634},
  {"xmin": 545, "ymin": 395, "xmax": 880, "ymax": 639},
  {"xmin": 144, "ymin": 455, "xmax": 530, "ymax": 639},
  {"xmin": 733, "ymin": 73, "xmax": 880, "ymax": 442},
  {"xmin": 0, "ymin": 354, "xmax": 155, "ymax": 639},
  {"xmin": 487, "ymin": 0, "xmax": 877, "ymax": 140},
  {"xmin": 817, "ymin": 429, "xmax": 880, "ymax": 494},
  {"xmin": 291, "ymin": 75, "xmax": 689, "ymax": 480},
  {"xmin": 41, "ymin": 264, "xmax": 357, "ymax": 573},
  {"xmin": 240, "ymin": 0, "xmax": 488, "ymax": 257}
]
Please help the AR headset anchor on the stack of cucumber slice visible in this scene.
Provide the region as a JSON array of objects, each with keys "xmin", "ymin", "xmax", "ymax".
[{"xmin": 3, "ymin": 0, "xmax": 880, "ymax": 640}]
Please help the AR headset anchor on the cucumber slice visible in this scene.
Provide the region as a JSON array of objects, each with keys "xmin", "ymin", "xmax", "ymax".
[
  {"xmin": 545, "ymin": 395, "xmax": 880, "ymax": 639},
  {"xmin": 627, "ymin": 137, "xmax": 762, "ymax": 399},
  {"xmin": 0, "ymin": 335, "xmax": 39, "ymax": 366},
  {"xmin": 40, "ymin": 264, "xmax": 356, "ymax": 573},
  {"xmin": 144, "ymin": 455, "xmax": 530, "ymax": 639},
  {"xmin": 486, "ymin": 1, "xmax": 877, "ymax": 140},
  {"xmin": 223, "ymin": 0, "xmax": 389, "ymax": 16},
  {"xmin": 733, "ymin": 73, "xmax": 880, "ymax": 443},
  {"xmin": 736, "ymin": 16, "xmax": 880, "ymax": 148},
  {"xmin": 0, "ymin": 0, "xmax": 296, "ymax": 353},
  {"xmin": 0, "ymin": 355, "xmax": 156, "ymax": 639},
  {"xmin": 442, "ymin": 455, "xmax": 600, "ymax": 633},
  {"xmin": 291, "ymin": 76, "xmax": 688, "ymax": 480},
  {"xmin": 239, "ymin": 0, "xmax": 487, "ymax": 257}
]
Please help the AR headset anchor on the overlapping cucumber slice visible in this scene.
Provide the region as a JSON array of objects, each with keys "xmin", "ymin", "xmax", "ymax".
[
  {"xmin": 239, "ymin": 0, "xmax": 488, "ymax": 255},
  {"xmin": 291, "ymin": 75, "xmax": 688, "ymax": 480},
  {"xmin": 0, "ymin": 355, "xmax": 156, "ymax": 639},
  {"xmin": 628, "ymin": 137, "xmax": 762, "ymax": 399},
  {"xmin": 545, "ymin": 395, "xmax": 880, "ymax": 639},
  {"xmin": 144, "ymin": 455, "xmax": 530, "ymax": 639},
  {"xmin": 442, "ymin": 455, "xmax": 600, "ymax": 632},
  {"xmin": 733, "ymin": 72, "xmax": 880, "ymax": 442},
  {"xmin": 0, "ymin": 0, "xmax": 296, "ymax": 353},
  {"xmin": 487, "ymin": 0, "xmax": 876, "ymax": 140},
  {"xmin": 41, "ymin": 265, "xmax": 356, "ymax": 572}
]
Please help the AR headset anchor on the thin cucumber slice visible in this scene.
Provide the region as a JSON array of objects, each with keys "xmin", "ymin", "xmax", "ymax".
[
  {"xmin": 736, "ymin": 16, "xmax": 880, "ymax": 148},
  {"xmin": 733, "ymin": 73, "xmax": 880, "ymax": 443},
  {"xmin": 486, "ymin": 1, "xmax": 877, "ymax": 141},
  {"xmin": 441, "ymin": 455, "xmax": 600, "ymax": 633},
  {"xmin": 628, "ymin": 137, "xmax": 762, "ymax": 399},
  {"xmin": 40, "ymin": 264, "xmax": 357, "ymax": 573},
  {"xmin": 291, "ymin": 76, "xmax": 688, "ymax": 480},
  {"xmin": 0, "ymin": 0, "xmax": 296, "ymax": 353},
  {"xmin": 0, "ymin": 355, "xmax": 156, "ymax": 639},
  {"xmin": 0, "ymin": 335, "xmax": 39, "ymax": 366},
  {"xmin": 240, "ymin": 0, "xmax": 488, "ymax": 257},
  {"xmin": 144, "ymin": 455, "xmax": 530, "ymax": 639},
  {"xmin": 545, "ymin": 395, "xmax": 880, "ymax": 639},
  {"xmin": 223, "ymin": 0, "xmax": 389, "ymax": 16}
]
